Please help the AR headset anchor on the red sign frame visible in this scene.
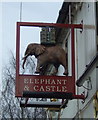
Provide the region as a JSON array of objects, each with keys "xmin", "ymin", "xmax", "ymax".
[{"xmin": 16, "ymin": 22, "xmax": 83, "ymax": 99}]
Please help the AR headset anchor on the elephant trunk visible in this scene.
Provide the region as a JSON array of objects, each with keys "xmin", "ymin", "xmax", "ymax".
[{"xmin": 22, "ymin": 53, "xmax": 29, "ymax": 69}]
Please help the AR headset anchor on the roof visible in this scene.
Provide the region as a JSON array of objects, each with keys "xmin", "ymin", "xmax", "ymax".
[
  {"xmin": 56, "ymin": 2, "xmax": 70, "ymax": 24},
  {"xmin": 55, "ymin": 2, "xmax": 70, "ymax": 42}
]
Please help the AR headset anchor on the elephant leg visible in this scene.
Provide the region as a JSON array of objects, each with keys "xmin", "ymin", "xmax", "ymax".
[
  {"xmin": 35, "ymin": 60, "xmax": 41, "ymax": 73},
  {"xmin": 61, "ymin": 61, "xmax": 68, "ymax": 76},
  {"xmin": 63, "ymin": 64, "xmax": 68, "ymax": 76},
  {"xmin": 53, "ymin": 64, "xmax": 59, "ymax": 75},
  {"xmin": 35, "ymin": 58, "xmax": 45, "ymax": 74}
]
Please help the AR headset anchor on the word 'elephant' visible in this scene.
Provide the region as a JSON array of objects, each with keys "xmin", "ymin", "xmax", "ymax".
[{"xmin": 22, "ymin": 43, "xmax": 68, "ymax": 75}]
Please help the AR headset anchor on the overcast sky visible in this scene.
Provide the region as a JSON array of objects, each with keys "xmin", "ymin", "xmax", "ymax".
[{"xmin": 2, "ymin": 2, "xmax": 63, "ymax": 63}]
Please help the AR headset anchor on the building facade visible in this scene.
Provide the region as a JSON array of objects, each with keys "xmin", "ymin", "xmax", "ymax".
[
  {"xmin": 43, "ymin": 2, "xmax": 98, "ymax": 119},
  {"xmin": 54, "ymin": 2, "xmax": 98, "ymax": 119}
]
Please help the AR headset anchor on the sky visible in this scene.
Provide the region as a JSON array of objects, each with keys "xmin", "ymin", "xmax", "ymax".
[
  {"xmin": 1, "ymin": 2, "xmax": 63, "ymax": 92},
  {"xmin": 2, "ymin": 2, "xmax": 63, "ymax": 63}
]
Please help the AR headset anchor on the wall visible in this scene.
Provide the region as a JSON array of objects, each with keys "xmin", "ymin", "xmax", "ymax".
[
  {"xmin": 58, "ymin": 2, "xmax": 97, "ymax": 119},
  {"xmin": 75, "ymin": 2, "xmax": 96, "ymax": 78}
]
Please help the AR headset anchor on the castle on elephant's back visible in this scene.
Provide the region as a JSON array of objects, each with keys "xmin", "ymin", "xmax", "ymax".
[{"xmin": 43, "ymin": 2, "xmax": 98, "ymax": 119}]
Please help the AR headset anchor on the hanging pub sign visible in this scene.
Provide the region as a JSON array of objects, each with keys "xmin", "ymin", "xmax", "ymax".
[
  {"xmin": 16, "ymin": 75, "xmax": 74, "ymax": 97},
  {"xmin": 16, "ymin": 22, "xmax": 84, "ymax": 99}
]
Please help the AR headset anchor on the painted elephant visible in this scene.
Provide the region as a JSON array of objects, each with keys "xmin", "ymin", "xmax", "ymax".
[{"xmin": 22, "ymin": 43, "xmax": 68, "ymax": 75}]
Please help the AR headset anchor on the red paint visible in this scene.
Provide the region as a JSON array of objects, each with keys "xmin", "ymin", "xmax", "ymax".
[
  {"xmin": 16, "ymin": 75, "xmax": 74, "ymax": 97},
  {"xmin": 16, "ymin": 23, "xmax": 20, "ymax": 96},
  {"xmin": 15, "ymin": 22, "xmax": 83, "ymax": 99},
  {"xmin": 71, "ymin": 28, "xmax": 75, "ymax": 94},
  {"xmin": 17, "ymin": 22, "xmax": 83, "ymax": 29},
  {"xmin": 73, "ymin": 94, "xmax": 85, "ymax": 100}
]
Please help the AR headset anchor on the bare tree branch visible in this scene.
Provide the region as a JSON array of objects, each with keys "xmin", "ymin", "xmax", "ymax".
[{"xmin": 2, "ymin": 52, "xmax": 47, "ymax": 119}]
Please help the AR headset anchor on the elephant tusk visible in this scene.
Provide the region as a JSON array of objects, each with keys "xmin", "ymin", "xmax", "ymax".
[{"xmin": 22, "ymin": 54, "xmax": 28, "ymax": 60}]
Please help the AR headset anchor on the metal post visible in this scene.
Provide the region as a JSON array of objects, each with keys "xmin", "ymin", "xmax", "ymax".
[
  {"xmin": 71, "ymin": 27, "xmax": 75, "ymax": 94},
  {"xmin": 15, "ymin": 23, "xmax": 20, "ymax": 96}
]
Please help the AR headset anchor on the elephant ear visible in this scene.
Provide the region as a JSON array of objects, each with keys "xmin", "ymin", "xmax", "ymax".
[{"xmin": 35, "ymin": 45, "xmax": 46, "ymax": 56}]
